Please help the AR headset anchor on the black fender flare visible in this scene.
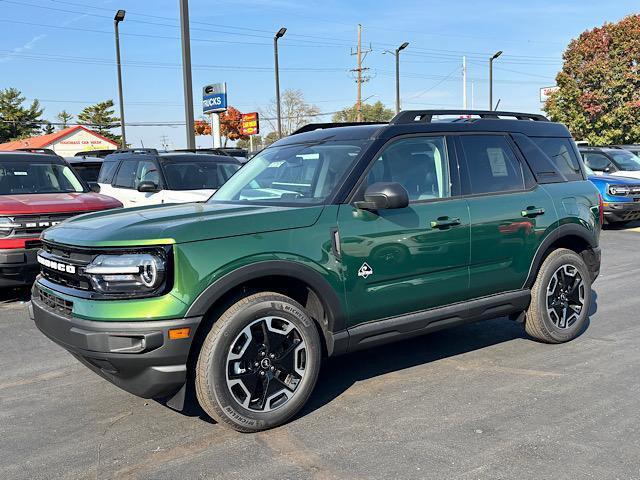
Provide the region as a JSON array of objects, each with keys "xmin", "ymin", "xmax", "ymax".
[
  {"xmin": 185, "ymin": 260, "xmax": 347, "ymax": 339},
  {"xmin": 523, "ymin": 223, "xmax": 598, "ymax": 288}
]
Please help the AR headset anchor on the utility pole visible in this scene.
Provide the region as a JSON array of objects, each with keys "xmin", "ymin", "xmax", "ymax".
[
  {"xmin": 350, "ymin": 24, "xmax": 371, "ymax": 122},
  {"xmin": 113, "ymin": 10, "xmax": 126, "ymax": 148},
  {"xmin": 471, "ymin": 81, "xmax": 475, "ymax": 109},
  {"xmin": 179, "ymin": 0, "xmax": 195, "ymax": 149},
  {"xmin": 462, "ymin": 56, "xmax": 467, "ymax": 109},
  {"xmin": 489, "ymin": 50, "xmax": 502, "ymax": 111}
]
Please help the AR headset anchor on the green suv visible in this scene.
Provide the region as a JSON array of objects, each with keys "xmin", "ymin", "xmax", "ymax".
[{"xmin": 31, "ymin": 110, "xmax": 602, "ymax": 432}]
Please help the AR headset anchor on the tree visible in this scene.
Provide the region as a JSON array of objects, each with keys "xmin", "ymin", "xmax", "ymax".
[
  {"xmin": 56, "ymin": 110, "xmax": 73, "ymax": 129},
  {"xmin": 332, "ymin": 101, "xmax": 395, "ymax": 123},
  {"xmin": 43, "ymin": 121, "xmax": 55, "ymax": 134},
  {"xmin": 0, "ymin": 88, "xmax": 44, "ymax": 143},
  {"xmin": 261, "ymin": 89, "xmax": 321, "ymax": 136},
  {"xmin": 544, "ymin": 14, "xmax": 640, "ymax": 145},
  {"xmin": 219, "ymin": 107, "xmax": 248, "ymax": 146},
  {"xmin": 194, "ymin": 118, "xmax": 211, "ymax": 136},
  {"xmin": 77, "ymin": 100, "xmax": 121, "ymax": 143}
]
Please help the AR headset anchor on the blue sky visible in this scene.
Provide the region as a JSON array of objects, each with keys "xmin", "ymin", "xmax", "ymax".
[{"xmin": 1, "ymin": 0, "xmax": 638, "ymax": 148}]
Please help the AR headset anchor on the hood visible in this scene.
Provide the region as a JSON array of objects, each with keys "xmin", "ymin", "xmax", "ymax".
[
  {"xmin": 0, "ymin": 192, "xmax": 122, "ymax": 216},
  {"xmin": 588, "ymin": 173, "xmax": 640, "ymax": 185},
  {"xmin": 42, "ymin": 201, "xmax": 325, "ymax": 247},
  {"xmin": 162, "ymin": 189, "xmax": 215, "ymax": 204},
  {"xmin": 608, "ymin": 171, "xmax": 640, "ymax": 180}
]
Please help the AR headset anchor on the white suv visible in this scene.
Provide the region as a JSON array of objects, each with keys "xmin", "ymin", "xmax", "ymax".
[{"xmin": 96, "ymin": 150, "xmax": 242, "ymax": 208}]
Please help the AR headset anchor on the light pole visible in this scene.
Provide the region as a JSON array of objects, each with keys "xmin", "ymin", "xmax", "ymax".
[
  {"xmin": 113, "ymin": 9, "xmax": 126, "ymax": 148},
  {"xmin": 394, "ymin": 42, "xmax": 409, "ymax": 114},
  {"xmin": 179, "ymin": 0, "xmax": 195, "ymax": 149},
  {"xmin": 274, "ymin": 27, "xmax": 286, "ymax": 138},
  {"xmin": 489, "ymin": 50, "xmax": 502, "ymax": 111}
]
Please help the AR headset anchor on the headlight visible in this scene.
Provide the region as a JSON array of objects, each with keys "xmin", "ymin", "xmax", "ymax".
[
  {"xmin": 609, "ymin": 185, "xmax": 630, "ymax": 196},
  {"xmin": 84, "ymin": 253, "xmax": 166, "ymax": 295}
]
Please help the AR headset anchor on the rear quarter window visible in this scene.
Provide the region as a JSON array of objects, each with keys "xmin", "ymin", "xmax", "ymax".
[
  {"xmin": 98, "ymin": 160, "xmax": 119, "ymax": 184},
  {"xmin": 531, "ymin": 137, "xmax": 584, "ymax": 181}
]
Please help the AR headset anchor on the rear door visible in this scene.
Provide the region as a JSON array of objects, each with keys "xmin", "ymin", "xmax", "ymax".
[
  {"xmin": 456, "ymin": 134, "xmax": 557, "ymax": 298},
  {"xmin": 337, "ymin": 135, "xmax": 471, "ymax": 327}
]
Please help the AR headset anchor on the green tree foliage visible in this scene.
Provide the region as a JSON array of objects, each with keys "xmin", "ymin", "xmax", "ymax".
[
  {"xmin": 544, "ymin": 14, "xmax": 640, "ymax": 145},
  {"xmin": 43, "ymin": 121, "xmax": 55, "ymax": 134},
  {"xmin": 77, "ymin": 100, "xmax": 121, "ymax": 143},
  {"xmin": 0, "ymin": 88, "xmax": 44, "ymax": 143},
  {"xmin": 56, "ymin": 110, "xmax": 73, "ymax": 129},
  {"xmin": 332, "ymin": 101, "xmax": 395, "ymax": 123}
]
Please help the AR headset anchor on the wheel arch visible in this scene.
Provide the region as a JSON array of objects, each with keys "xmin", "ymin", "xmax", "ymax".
[
  {"xmin": 185, "ymin": 260, "xmax": 346, "ymax": 359},
  {"xmin": 524, "ymin": 223, "xmax": 599, "ymax": 289}
]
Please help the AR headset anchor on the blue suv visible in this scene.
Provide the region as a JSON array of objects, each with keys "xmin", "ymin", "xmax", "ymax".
[{"xmin": 584, "ymin": 164, "xmax": 640, "ymax": 225}]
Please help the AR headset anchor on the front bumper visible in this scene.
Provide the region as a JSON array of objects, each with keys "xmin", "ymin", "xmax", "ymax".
[
  {"xmin": 30, "ymin": 292, "xmax": 202, "ymax": 399},
  {"xmin": 0, "ymin": 246, "xmax": 40, "ymax": 287},
  {"xmin": 603, "ymin": 201, "xmax": 640, "ymax": 223}
]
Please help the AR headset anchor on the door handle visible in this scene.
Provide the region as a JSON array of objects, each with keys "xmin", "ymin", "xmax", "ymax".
[
  {"xmin": 430, "ymin": 217, "xmax": 461, "ymax": 229},
  {"xmin": 521, "ymin": 206, "xmax": 545, "ymax": 217}
]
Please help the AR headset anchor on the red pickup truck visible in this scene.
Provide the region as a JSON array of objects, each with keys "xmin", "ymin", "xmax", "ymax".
[{"xmin": 0, "ymin": 152, "xmax": 122, "ymax": 287}]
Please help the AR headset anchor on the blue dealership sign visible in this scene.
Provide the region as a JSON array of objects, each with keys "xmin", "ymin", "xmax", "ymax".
[{"xmin": 202, "ymin": 83, "xmax": 227, "ymax": 114}]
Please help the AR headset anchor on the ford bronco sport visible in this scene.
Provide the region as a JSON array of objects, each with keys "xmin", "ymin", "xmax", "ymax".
[{"xmin": 31, "ymin": 110, "xmax": 602, "ymax": 432}]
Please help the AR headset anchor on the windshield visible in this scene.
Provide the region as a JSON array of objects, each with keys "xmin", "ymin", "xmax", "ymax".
[
  {"xmin": 583, "ymin": 164, "xmax": 595, "ymax": 176},
  {"xmin": 162, "ymin": 160, "xmax": 240, "ymax": 191},
  {"xmin": 0, "ymin": 161, "xmax": 85, "ymax": 195},
  {"xmin": 210, "ymin": 140, "xmax": 368, "ymax": 205},
  {"xmin": 611, "ymin": 151, "xmax": 640, "ymax": 171}
]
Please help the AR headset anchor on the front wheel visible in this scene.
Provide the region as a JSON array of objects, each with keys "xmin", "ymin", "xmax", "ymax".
[
  {"xmin": 195, "ymin": 292, "xmax": 322, "ymax": 432},
  {"xmin": 525, "ymin": 248, "xmax": 592, "ymax": 343}
]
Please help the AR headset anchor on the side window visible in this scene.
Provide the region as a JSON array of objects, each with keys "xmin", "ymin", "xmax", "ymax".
[
  {"xmin": 135, "ymin": 160, "xmax": 160, "ymax": 188},
  {"xmin": 583, "ymin": 153, "xmax": 611, "ymax": 171},
  {"xmin": 531, "ymin": 137, "xmax": 583, "ymax": 181},
  {"xmin": 459, "ymin": 135, "xmax": 525, "ymax": 194},
  {"xmin": 113, "ymin": 160, "xmax": 138, "ymax": 188},
  {"xmin": 364, "ymin": 136, "xmax": 451, "ymax": 201},
  {"xmin": 98, "ymin": 160, "xmax": 118, "ymax": 184}
]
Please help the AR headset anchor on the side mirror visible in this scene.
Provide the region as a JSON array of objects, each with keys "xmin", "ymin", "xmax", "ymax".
[
  {"xmin": 88, "ymin": 182, "xmax": 100, "ymax": 193},
  {"xmin": 354, "ymin": 182, "xmax": 409, "ymax": 210},
  {"xmin": 604, "ymin": 166, "xmax": 611, "ymax": 173},
  {"xmin": 137, "ymin": 181, "xmax": 159, "ymax": 193}
]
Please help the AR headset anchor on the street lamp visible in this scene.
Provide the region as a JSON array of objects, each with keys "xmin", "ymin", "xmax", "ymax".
[
  {"xmin": 394, "ymin": 42, "xmax": 409, "ymax": 114},
  {"xmin": 179, "ymin": 0, "xmax": 195, "ymax": 149},
  {"xmin": 274, "ymin": 27, "xmax": 287, "ymax": 138},
  {"xmin": 113, "ymin": 9, "xmax": 126, "ymax": 148},
  {"xmin": 489, "ymin": 50, "xmax": 502, "ymax": 111}
]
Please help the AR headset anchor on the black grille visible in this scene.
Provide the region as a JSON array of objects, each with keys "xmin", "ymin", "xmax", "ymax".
[
  {"xmin": 35, "ymin": 286, "xmax": 73, "ymax": 317},
  {"xmin": 39, "ymin": 242, "xmax": 93, "ymax": 291},
  {"xmin": 6, "ymin": 213, "xmax": 79, "ymax": 237}
]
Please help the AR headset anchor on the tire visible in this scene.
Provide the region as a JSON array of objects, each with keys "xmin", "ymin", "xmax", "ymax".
[
  {"xmin": 195, "ymin": 292, "xmax": 322, "ymax": 432},
  {"xmin": 525, "ymin": 248, "xmax": 592, "ymax": 343}
]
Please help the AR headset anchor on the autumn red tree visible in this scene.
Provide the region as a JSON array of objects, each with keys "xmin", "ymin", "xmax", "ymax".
[
  {"xmin": 219, "ymin": 106, "xmax": 248, "ymax": 146},
  {"xmin": 194, "ymin": 119, "xmax": 211, "ymax": 136},
  {"xmin": 544, "ymin": 14, "xmax": 640, "ymax": 144}
]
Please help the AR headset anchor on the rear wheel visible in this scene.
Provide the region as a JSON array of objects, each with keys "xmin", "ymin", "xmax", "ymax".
[
  {"xmin": 195, "ymin": 292, "xmax": 322, "ymax": 432},
  {"xmin": 525, "ymin": 248, "xmax": 592, "ymax": 343}
]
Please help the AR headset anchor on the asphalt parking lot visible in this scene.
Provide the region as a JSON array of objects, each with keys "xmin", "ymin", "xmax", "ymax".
[{"xmin": 2, "ymin": 226, "xmax": 640, "ymax": 480}]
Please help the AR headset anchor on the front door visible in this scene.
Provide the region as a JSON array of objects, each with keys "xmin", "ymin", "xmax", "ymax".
[{"xmin": 337, "ymin": 135, "xmax": 471, "ymax": 327}]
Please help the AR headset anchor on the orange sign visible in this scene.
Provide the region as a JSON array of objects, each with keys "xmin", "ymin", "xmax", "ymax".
[{"xmin": 240, "ymin": 112, "xmax": 259, "ymax": 135}]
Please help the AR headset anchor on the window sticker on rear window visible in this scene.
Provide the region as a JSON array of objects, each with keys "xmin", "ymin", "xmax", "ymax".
[
  {"xmin": 13, "ymin": 171, "xmax": 28, "ymax": 176},
  {"xmin": 487, "ymin": 148, "xmax": 508, "ymax": 177}
]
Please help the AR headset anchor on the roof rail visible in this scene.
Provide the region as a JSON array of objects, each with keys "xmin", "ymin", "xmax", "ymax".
[
  {"xmin": 292, "ymin": 121, "xmax": 386, "ymax": 135},
  {"xmin": 390, "ymin": 110, "xmax": 548, "ymax": 124},
  {"xmin": 113, "ymin": 148, "xmax": 158, "ymax": 155}
]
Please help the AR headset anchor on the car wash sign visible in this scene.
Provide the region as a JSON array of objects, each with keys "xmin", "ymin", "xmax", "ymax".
[{"xmin": 202, "ymin": 83, "xmax": 227, "ymax": 114}]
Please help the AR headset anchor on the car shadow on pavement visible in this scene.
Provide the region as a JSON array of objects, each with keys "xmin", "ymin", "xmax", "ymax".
[
  {"xmin": 0, "ymin": 287, "xmax": 31, "ymax": 304},
  {"xmin": 300, "ymin": 290, "xmax": 599, "ymax": 420}
]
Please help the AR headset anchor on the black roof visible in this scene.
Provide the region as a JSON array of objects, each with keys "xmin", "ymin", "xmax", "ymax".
[
  {"xmin": 0, "ymin": 151, "xmax": 66, "ymax": 163},
  {"xmin": 103, "ymin": 150, "xmax": 241, "ymax": 164},
  {"xmin": 273, "ymin": 110, "xmax": 570, "ymax": 147}
]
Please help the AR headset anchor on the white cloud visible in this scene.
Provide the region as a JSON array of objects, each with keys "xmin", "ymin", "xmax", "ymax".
[{"xmin": 0, "ymin": 34, "xmax": 47, "ymax": 63}]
